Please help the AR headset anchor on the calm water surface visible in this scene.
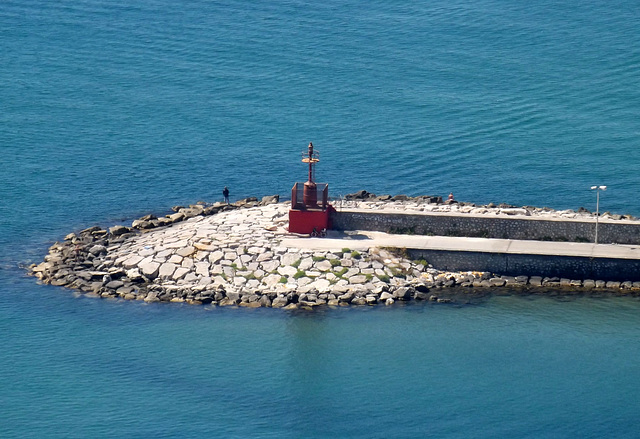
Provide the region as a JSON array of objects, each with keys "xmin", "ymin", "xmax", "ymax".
[{"xmin": 2, "ymin": 280, "xmax": 640, "ymax": 438}]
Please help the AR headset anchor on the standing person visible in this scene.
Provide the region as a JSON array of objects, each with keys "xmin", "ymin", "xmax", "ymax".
[
  {"xmin": 222, "ymin": 186, "xmax": 230, "ymax": 204},
  {"xmin": 448, "ymin": 193, "xmax": 454, "ymax": 201}
]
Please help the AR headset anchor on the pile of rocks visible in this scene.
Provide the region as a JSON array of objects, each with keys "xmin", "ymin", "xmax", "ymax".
[{"xmin": 31, "ymin": 199, "xmax": 457, "ymax": 307}]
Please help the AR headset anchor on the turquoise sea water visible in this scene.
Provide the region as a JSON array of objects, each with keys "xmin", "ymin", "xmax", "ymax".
[{"xmin": 2, "ymin": 0, "xmax": 640, "ymax": 437}]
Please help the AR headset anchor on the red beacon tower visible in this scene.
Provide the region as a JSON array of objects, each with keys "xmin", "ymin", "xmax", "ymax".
[{"xmin": 288, "ymin": 142, "xmax": 335, "ymax": 234}]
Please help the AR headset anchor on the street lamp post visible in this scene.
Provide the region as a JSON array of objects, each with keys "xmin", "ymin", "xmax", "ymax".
[{"xmin": 590, "ymin": 185, "xmax": 607, "ymax": 244}]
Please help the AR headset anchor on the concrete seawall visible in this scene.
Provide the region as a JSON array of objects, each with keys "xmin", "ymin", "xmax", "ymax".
[
  {"xmin": 332, "ymin": 209, "xmax": 640, "ymax": 245},
  {"xmin": 331, "ymin": 209, "xmax": 640, "ymax": 281},
  {"xmin": 406, "ymin": 249, "xmax": 640, "ymax": 282}
]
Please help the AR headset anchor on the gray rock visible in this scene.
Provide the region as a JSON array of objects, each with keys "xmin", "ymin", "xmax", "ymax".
[
  {"xmin": 132, "ymin": 220, "xmax": 154, "ymax": 229},
  {"xmin": 349, "ymin": 275, "xmax": 367, "ymax": 284},
  {"xmin": 277, "ymin": 265, "xmax": 297, "ymax": 277},
  {"xmin": 272, "ymin": 296, "xmax": 289, "ymax": 308},
  {"xmin": 177, "ymin": 246, "xmax": 196, "ymax": 257},
  {"xmin": 172, "ymin": 267, "xmax": 190, "ymax": 280},
  {"xmin": 261, "ymin": 260, "xmax": 280, "ymax": 273},
  {"xmin": 184, "ymin": 272, "xmax": 199, "ymax": 283},
  {"xmin": 167, "ymin": 212, "xmax": 185, "ymax": 223},
  {"xmin": 226, "ymin": 291, "xmax": 241, "ymax": 303},
  {"xmin": 116, "ymin": 286, "xmax": 134, "ymax": 296},
  {"xmin": 105, "ymin": 280, "xmax": 124, "ymax": 290},
  {"xmin": 50, "ymin": 278, "xmax": 70, "ymax": 286},
  {"xmin": 259, "ymin": 295, "xmax": 272, "ymax": 307},
  {"xmin": 209, "ymin": 250, "xmax": 225, "ymax": 264},
  {"xmin": 393, "ymin": 287, "xmax": 411, "ymax": 300},
  {"xmin": 501, "ymin": 208, "xmax": 528, "ymax": 215},
  {"xmin": 529, "ymin": 276, "xmax": 543, "ymax": 287},
  {"xmin": 315, "ymin": 260, "xmax": 333, "ymax": 271},
  {"xmin": 345, "ymin": 190, "xmax": 371, "ymax": 200},
  {"xmin": 144, "ymin": 291, "xmax": 159, "ymax": 303},
  {"xmin": 180, "ymin": 207, "xmax": 203, "ymax": 219},
  {"xmin": 282, "ymin": 253, "xmax": 301, "ymax": 266},
  {"xmin": 139, "ymin": 261, "xmax": 160, "ymax": 279},
  {"xmin": 340, "ymin": 259, "xmax": 353, "ymax": 267},
  {"xmin": 126, "ymin": 268, "xmax": 143, "ymax": 282},
  {"xmin": 501, "ymin": 276, "xmax": 517, "ymax": 285},
  {"xmin": 195, "ymin": 262, "xmax": 211, "ymax": 277},
  {"xmin": 109, "ymin": 225, "xmax": 132, "ymax": 236},
  {"xmin": 158, "ymin": 263, "xmax": 178, "ymax": 279},
  {"xmin": 515, "ymin": 276, "xmax": 529, "ymax": 284},
  {"xmin": 309, "ymin": 279, "xmax": 331, "ymax": 293},
  {"xmin": 256, "ymin": 251, "xmax": 274, "ymax": 262},
  {"xmin": 260, "ymin": 195, "xmax": 280, "ymax": 205},
  {"xmin": 218, "ymin": 297, "xmax": 235, "ymax": 306},
  {"xmin": 89, "ymin": 244, "xmax": 107, "ymax": 256}
]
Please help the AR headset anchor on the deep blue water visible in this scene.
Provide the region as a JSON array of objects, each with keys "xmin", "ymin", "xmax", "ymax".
[{"xmin": 2, "ymin": 0, "xmax": 640, "ymax": 437}]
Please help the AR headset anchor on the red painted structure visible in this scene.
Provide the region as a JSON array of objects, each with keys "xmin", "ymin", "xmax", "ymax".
[{"xmin": 288, "ymin": 142, "xmax": 334, "ymax": 234}]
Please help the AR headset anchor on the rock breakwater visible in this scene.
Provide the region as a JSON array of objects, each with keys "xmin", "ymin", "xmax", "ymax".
[{"xmin": 29, "ymin": 194, "xmax": 640, "ymax": 308}]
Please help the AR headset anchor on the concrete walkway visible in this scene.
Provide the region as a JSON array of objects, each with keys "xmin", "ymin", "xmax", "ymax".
[{"xmin": 281, "ymin": 230, "xmax": 640, "ymax": 260}]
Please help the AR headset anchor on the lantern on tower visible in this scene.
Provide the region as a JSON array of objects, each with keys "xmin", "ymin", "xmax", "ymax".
[
  {"xmin": 302, "ymin": 142, "xmax": 320, "ymax": 207},
  {"xmin": 289, "ymin": 142, "xmax": 335, "ymax": 234}
]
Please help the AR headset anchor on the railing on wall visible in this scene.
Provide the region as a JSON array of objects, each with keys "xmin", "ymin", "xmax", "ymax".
[{"xmin": 291, "ymin": 182, "xmax": 329, "ymax": 210}]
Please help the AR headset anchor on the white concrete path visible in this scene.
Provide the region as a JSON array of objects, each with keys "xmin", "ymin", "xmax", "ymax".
[{"xmin": 282, "ymin": 230, "xmax": 640, "ymax": 260}]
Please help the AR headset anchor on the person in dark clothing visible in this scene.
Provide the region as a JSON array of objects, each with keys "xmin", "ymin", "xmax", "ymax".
[{"xmin": 222, "ymin": 186, "xmax": 230, "ymax": 204}]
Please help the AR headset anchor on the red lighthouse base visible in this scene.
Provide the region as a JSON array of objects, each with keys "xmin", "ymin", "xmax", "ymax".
[{"xmin": 288, "ymin": 205, "xmax": 335, "ymax": 234}]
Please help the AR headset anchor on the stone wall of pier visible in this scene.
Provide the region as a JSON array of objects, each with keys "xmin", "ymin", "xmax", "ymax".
[
  {"xmin": 406, "ymin": 249, "xmax": 640, "ymax": 282},
  {"xmin": 332, "ymin": 211, "xmax": 640, "ymax": 245}
]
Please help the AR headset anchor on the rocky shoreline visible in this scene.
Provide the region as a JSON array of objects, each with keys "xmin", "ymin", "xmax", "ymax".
[{"xmin": 29, "ymin": 193, "xmax": 640, "ymax": 309}]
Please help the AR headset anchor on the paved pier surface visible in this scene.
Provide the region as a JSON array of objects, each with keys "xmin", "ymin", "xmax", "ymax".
[{"xmin": 282, "ymin": 231, "xmax": 640, "ymax": 260}]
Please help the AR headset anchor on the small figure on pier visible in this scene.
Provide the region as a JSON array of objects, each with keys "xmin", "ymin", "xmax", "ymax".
[
  {"xmin": 448, "ymin": 192, "xmax": 454, "ymax": 201},
  {"xmin": 222, "ymin": 186, "xmax": 230, "ymax": 204}
]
